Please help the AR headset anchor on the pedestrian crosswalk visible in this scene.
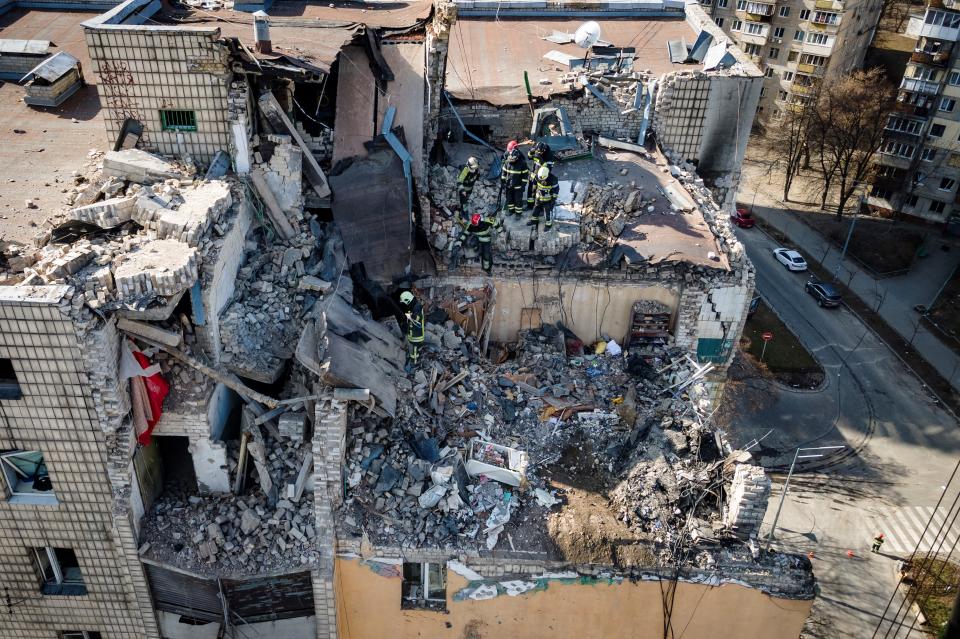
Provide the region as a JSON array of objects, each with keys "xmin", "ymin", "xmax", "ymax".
[{"xmin": 869, "ymin": 506, "xmax": 960, "ymax": 555}]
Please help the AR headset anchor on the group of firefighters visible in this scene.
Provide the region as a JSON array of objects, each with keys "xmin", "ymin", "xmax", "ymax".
[{"xmin": 452, "ymin": 139, "xmax": 560, "ymax": 275}]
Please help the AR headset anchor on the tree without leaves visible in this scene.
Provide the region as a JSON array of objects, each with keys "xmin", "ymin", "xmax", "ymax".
[
  {"xmin": 811, "ymin": 69, "xmax": 896, "ymax": 219},
  {"xmin": 777, "ymin": 97, "xmax": 816, "ymax": 203}
]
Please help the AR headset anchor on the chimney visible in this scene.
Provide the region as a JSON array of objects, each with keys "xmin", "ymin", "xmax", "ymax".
[{"xmin": 253, "ymin": 10, "xmax": 272, "ymax": 55}]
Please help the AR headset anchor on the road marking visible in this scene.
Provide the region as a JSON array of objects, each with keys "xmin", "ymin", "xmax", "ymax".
[{"xmin": 871, "ymin": 506, "xmax": 960, "ymax": 555}]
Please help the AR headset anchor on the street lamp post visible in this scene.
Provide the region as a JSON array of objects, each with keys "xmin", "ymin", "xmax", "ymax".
[{"xmin": 767, "ymin": 445, "xmax": 846, "ymax": 544}]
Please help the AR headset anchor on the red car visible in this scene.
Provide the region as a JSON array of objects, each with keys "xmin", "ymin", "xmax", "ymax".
[{"xmin": 730, "ymin": 207, "xmax": 755, "ymax": 228}]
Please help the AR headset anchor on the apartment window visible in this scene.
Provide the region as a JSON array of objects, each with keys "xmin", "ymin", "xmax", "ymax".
[
  {"xmin": 949, "ymin": 70, "xmax": 960, "ymax": 85},
  {"xmin": 871, "ymin": 186, "xmax": 893, "ymax": 199},
  {"xmin": 717, "ymin": 0, "xmax": 728, "ymax": 7},
  {"xmin": 807, "ymin": 32, "xmax": 831, "ymax": 45},
  {"xmin": 881, "ymin": 140, "xmax": 916, "ymax": 158},
  {"xmin": 159, "ymin": 110, "xmax": 197, "ymax": 132},
  {"xmin": 778, "ymin": 89, "xmax": 788, "ymax": 100},
  {"xmin": 758, "ymin": 106, "xmax": 765, "ymax": 113},
  {"xmin": 33, "ymin": 547, "xmax": 86, "ymax": 596},
  {"xmin": 909, "ymin": 65, "xmax": 941, "ymax": 81},
  {"xmin": 794, "ymin": 29, "xmax": 805, "ymax": 42},
  {"xmin": 922, "ymin": 148, "xmax": 937, "ymax": 162},
  {"xmin": 60, "ymin": 633, "xmax": 103, "ymax": 639},
  {"xmin": 924, "ymin": 9, "xmax": 960, "ymax": 30},
  {"xmin": 769, "ymin": 47, "xmax": 780, "ymax": 59},
  {"xmin": 737, "ymin": 0, "xmax": 746, "ymax": 9},
  {"xmin": 813, "ymin": 11, "xmax": 840, "ymax": 24},
  {"xmin": 886, "ymin": 116, "xmax": 922, "ymax": 134},
  {"xmin": 930, "ymin": 200, "xmax": 947, "ymax": 214},
  {"xmin": 402, "ymin": 562, "xmax": 446, "ymax": 610},
  {"xmin": 1, "ymin": 451, "xmax": 54, "ymax": 503},
  {"xmin": 716, "ymin": 17, "xmax": 725, "ymax": 27},
  {"xmin": 779, "ymin": 5, "xmax": 790, "ymax": 16},
  {"xmin": 787, "ymin": 50, "xmax": 799, "ymax": 62},
  {"xmin": 942, "ymin": 97, "xmax": 957, "ymax": 112},
  {"xmin": 907, "ymin": 194, "xmax": 920, "ymax": 207},
  {"xmin": 0, "ymin": 358, "xmax": 21, "ymax": 400},
  {"xmin": 773, "ymin": 27, "xmax": 785, "ymax": 38},
  {"xmin": 760, "ymin": 86, "xmax": 767, "ymax": 96},
  {"xmin": 745, "ymin": 21, "xmax": 765, "ymax": 34},
  {"xmin": 930, "ymin": 123, "xmax": 946, "ymax": 137},
  {"xmin": 700, "ymin": 0, "xmax": 712, "ymax": 6},
  {"xmin": 732, "ymin": 19, "xmax": 743, "ymax": 30},
  {"xmin": 800, "ymin": 54, "xmax": 828, "ymax": 66},
  {"xmin": 765, "ymin": 67, "xmax": 775, "ymax": 77},
  {"xmin": 876, "ymin": 166, "xmax": 902, "ymax": 178},
  {"xmin": 940, "ymin": 177, "xmax": 956, "ymax": 191},
  {"xmin": 745, "ymin": 43, "xmax": 762, "ymax": 55},
  {"xmin": 783, "ymin": 71, "xmax": 795, "ymax": 81},
  {"xmin": 799, "ymin": 8, "xmax": 811, "ymax": 19}
]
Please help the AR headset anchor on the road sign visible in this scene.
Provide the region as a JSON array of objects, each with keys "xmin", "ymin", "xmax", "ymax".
[{"xmin": 761, "ymin": 331, "xmax": 774, "ymax": 342}]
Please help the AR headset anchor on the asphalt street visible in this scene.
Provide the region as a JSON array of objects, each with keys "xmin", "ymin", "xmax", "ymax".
[{"xmin": 725, "ymin": 225, "xmax": 960, "ymax": 638}]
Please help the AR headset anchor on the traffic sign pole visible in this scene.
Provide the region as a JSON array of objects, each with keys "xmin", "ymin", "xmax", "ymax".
[{"xmin": 760, "ymin": 331, "xmax": 773, "ymax": 363}]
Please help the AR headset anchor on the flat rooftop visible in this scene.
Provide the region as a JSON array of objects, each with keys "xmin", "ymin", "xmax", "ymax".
[
  {"xmin": 446, "ymin": 17, "xmax": 697, "ymax": 105},
  {"xmin": 0, "ymin": 9, "xmax": 104, "ymax": 245}
]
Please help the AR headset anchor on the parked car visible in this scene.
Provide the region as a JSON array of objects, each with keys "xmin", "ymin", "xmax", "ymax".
[
  {"xmin": 805, "ymin": 279, "xmax": 842, "ymax": 307},
  {"xmin": 730, "ymin": 207, "xmax": 755, "ymax": 228},
  {"xmin": 773, "ymin": 248, "xmax": 808, "ymax": 271}
]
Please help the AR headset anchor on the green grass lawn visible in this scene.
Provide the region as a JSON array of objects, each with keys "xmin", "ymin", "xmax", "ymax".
[
  {"xmin": 907, "ymin": 555, "xmax": 960, "ymax": 636},
  {"xmin": 740, "ymin": 301, "xmax": 824, "ymax": 388}
]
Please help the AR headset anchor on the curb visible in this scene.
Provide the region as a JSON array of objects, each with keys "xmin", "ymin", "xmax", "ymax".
[{"xmin": 752, "ymin": 215, "xmax": 959, "ymax": 425}]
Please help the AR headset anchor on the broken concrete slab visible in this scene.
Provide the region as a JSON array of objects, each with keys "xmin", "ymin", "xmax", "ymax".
[
  {"xmin": 257, "ymin": 92, "xmax": 331, "ymax": 199},
  {"xmin": 103, "ymin": 149, "xmax": 182, "ymax": 184},
  {"xmin": 71, "ymin": 195, "xmax": 138, "ymax": 228},
  {"xmin": 117, "ymin": 317, "xmax": 182, "ymax": 348},
  {"xmin": 249, "ymin": 168, "xmax": 297, "ymax": 241},
  {"xmin": 112, "ymin": 238, "xmax": 199, "ymax": 299},
  {"xmin": 322, "ymin": 332, "xmax": 398, "ymax": 417}
]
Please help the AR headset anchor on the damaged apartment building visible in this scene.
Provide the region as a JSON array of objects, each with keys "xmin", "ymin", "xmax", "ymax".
[{"xmin": 0, "ymin": 0, "xmax": 814, "ymax": 638}]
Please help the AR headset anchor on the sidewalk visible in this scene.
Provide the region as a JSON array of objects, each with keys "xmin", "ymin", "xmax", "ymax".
[{"xmin": 738, "ymin": 160, "xmax": 960, "ymax": 393}]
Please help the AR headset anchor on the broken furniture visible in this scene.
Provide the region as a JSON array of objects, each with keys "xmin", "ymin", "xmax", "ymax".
[{"xmin": 465, "ymin": 439, "xmax": 529, "ymax": 487}]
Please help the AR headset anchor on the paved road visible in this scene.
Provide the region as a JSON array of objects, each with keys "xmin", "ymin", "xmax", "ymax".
[{"xmin": 725, "ymin": 225, "xmax": 960, "ymax": 638}]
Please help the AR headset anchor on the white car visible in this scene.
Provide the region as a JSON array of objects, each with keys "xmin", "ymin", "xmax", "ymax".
[{"xmin": 773, "ymin": 248, "xmax": 808, "ymax": 272}]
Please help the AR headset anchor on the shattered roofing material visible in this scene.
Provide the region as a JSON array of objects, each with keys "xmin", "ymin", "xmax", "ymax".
[
  {"xmin": 445, "ymin": 17, "xmax": 697, "ymax": 105},
  {"xmin": 0, "ymin": 38, "xmax": 50, "ymax": 55},
  {"xmin": 21, "ymin": 51, "xmax": 79, "ymax": 83}
]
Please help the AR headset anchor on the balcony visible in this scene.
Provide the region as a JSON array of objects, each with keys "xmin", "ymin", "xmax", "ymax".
[
  {"xmin": 894, "ymin": 101, "xmax": 931, "ymax": 117},
  {"xmin": 791, "ymin": 83, "xmax": 816, "ymax": 95},
  {"xmin": 802, "ymin": 41, "xmax": 835, "ymax": 56},
  {"xmin": 900, "ymin": 77, "xmax": 944, "ymax": 94},
  {"xmin": 911, "ymin": 50, "xmax": 952, "ymax": 65},
  {"xmin": 876, "ymin": 152, "xmax": 915, "ymax": 170},
  {"xmin": 738, "ymin": 31, "xmax": 770, "ymax": 45},
  {"xmin": 910, "ymin": 10, "xmax": 960, "ymax": 42},
  {"xmin": 797, "ymin": 62, "xmax": 826, "ymax": 75},
  {"xmin": 814, "ymin": 0, "xmax": 843, "ymax": 9}
]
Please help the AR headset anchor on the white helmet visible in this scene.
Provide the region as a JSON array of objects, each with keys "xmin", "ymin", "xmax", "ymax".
[
  {"xmin": 400, "ymin": 291, "xmax": 415, "ymax": 305},
  {"xmin": 467, "ymin": 157, "xmax": 479, "ymax": 169},
  {"xmin": 537, "ymin": 166, "xmax": 550, "ymax": 181}
]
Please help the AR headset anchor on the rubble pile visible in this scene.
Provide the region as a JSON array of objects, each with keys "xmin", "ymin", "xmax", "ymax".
[
  {"xmin": 140, "ymin": 436, "xmax": 318, "ymax": 575},
  {"xmin": 339, "ymin": 313, "xmax": 731, "ymax": 558}
]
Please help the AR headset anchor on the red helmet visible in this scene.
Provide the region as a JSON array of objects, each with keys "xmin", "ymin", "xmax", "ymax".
[
  {"xmin": 877, "ymin": 533, "xmax": 884, "ymax": 538},
  {"xmin": 471, "ymin": 213, "xmax": 482, "ymax": 225},
  {"xmin": 506, "ymin": 140, "xmax": 518, "ymax": 152}
]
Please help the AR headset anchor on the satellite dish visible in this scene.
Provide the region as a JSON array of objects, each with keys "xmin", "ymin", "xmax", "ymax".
[{"xmin": 574, "ymin": 21, "xmax": 602, "ymax": 49}]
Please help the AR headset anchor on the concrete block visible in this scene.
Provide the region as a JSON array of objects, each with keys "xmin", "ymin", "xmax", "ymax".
[{"xmin": 103, "ymin": 149, "xmax": 182, "ymax": 184}]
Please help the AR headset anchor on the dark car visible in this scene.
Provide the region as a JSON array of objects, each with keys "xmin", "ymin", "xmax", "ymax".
[
  {"xmin": 805, "ymin": 280, "xmax": 842, "ymax": 307},
  {"xmin": 730, "ymin": 207, "xmax": 755, "ymax": 228}
]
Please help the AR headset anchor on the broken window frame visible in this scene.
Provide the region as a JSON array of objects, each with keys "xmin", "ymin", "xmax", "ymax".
[
  {"xmin": 33, "ymin": 547, "xmax": 87, "ymax": 596},
  {"xmin": 401, "ymin": 562, "xmax": 447, "ymax": 610},
  {"xmin": 159, "ymin": 109, "xmax": 198, "ymax": 132},
  {"xmin": 0, "ymin": 450, "xmax": 56, "ymax": 503},
  {"xmin": 0, "ymin": 358, "xmax": 22, "ymax": 400}
]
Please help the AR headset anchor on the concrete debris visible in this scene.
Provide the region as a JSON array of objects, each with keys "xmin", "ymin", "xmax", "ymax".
[{"xmin": 103, "ymin": 148, "xmax": 183, "ymax": 184}]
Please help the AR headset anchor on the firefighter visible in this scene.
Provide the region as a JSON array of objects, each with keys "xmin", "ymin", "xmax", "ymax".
[
  {"xmin": 457, "ymin": 157, "xmax": 480, "ymax": 209},
  {"xmin": 457, "ymin": 213, "xmax": 495, "ymax": 274},
  {"xmin": 872, "ymin": 533, "xmax": 885, "ymax": 553},
  {"xmin": 500, "ymin": 140, "xmax": 528, "ymax": 218},
  {"xmin": 526, "ymin": 141, "xmax": 555, "ymax": 209},
  {"xmin": 528, "ymin": 165, "xmax": 560, "ymax": 230},
  {"xmin": 399, "ymin": 291, "xmax": 425, "ymax": 373}
]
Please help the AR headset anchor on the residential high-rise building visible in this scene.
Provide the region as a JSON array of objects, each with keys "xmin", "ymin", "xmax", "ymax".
[
  {"xmin": 704, "ymin": 0, "xmax": 883, "ymax": 119},
  {"xmin": 867, "ymin": 1, "xmax": 960, "ymax": 229}
]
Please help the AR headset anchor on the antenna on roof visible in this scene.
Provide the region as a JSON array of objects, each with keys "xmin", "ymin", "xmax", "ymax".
[{"xmin": 574, "ymin": 21, "xmax": 601, "ymax": 71}]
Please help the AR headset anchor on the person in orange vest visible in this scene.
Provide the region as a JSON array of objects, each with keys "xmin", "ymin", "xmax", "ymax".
[{"xmin": 872, "ymin": 533, "xmax": 885, "ymax": 553}]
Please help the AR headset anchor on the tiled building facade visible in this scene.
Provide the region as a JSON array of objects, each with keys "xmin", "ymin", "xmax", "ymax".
[{"xmin": 0, "ymin": 287, "xmax": 158, "ymax": 639}]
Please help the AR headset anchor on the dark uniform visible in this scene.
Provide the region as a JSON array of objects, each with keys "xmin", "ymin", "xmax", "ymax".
[
  {"xmin": 530, "ymin": 173, "xmax": 560, "ymax": 229},
  {"xmin": 403, "ymin": 297, "xmax": 426, "ymax": 370},
  {"xmin": 526, "ymin": 144, "xmax": 555, "ymax": 208},
  {"xmin": 501, "ymin": 149, "xmax": 528, "ymax": 218},
  {"xmin": 457, "ymin": 163, "xmax": 480, "ymax": 209},
  {"xmin": 458, "ymin": 216, "xmax": 495, "ymax": 274}
]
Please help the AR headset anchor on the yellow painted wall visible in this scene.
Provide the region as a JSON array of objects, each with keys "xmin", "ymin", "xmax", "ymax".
[
  {"xmin": 335, "ymin": 557, "xmax": 812, "ymax": 639},
  {"xmin": 486, "ymin": 277, "xmax": 679, "ymax": 345}
]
